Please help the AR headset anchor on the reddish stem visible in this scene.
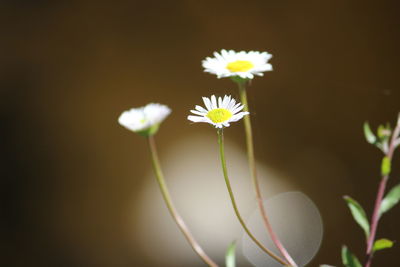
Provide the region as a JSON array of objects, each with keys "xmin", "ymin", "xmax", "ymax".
[
  {"xmin": 364, "ymin": 121, "xmax": 400, "ymax": 267},
  {"xmin": 364, "ymin": 177, "xmax": 388, "ymax": 267},
  {"xmin": 238, "ymin": 83, "xmax": 297, "ymax": 267}
]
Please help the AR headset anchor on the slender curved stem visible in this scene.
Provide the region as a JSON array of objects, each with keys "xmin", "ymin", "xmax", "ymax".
[
  {"xmin": 217, "ymin": 129, "xmax": 288, "ymax": 266},
  {"xmin": 364, "ymin": 178, "xmax": 387, "ymax": 267},
  {"xmin": 237, "ymin": 81, "xmax": 297, "ymax": 267},
  {"xmin": 364, "ymin": 122, "xmax": 400, "ymax": 267},
  {"xmin": 147, "ymin": 136, "xmax": 219, "ymax": 267}
]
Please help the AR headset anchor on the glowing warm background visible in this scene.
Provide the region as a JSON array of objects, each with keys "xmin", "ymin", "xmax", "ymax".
[{"xmin": 1, "ymin": 1, "xmax": 400, "ymax": 266}]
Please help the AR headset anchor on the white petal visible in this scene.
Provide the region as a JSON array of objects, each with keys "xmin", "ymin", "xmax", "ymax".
[
  {"xmin": 202, "ymin": 97, "xmax": 212, "ymax": 110},
  {"xmin": 256, "ymin": 64, "xmax": 273, "ymax": 72},
  {"xmin": 231, "ymin": 104, "xmax": 245, "ymax": 114},
  {"xmin": 222, "ymin": 95, "xmax": 230, "ymax": 108},
  {"xmin": 190, "ymin": 110, "xmax": 206, "ymax": 116},
  {"xmin": 227, "ymin": 98, "xmax": 236, "ymax": 110},
  {"xmin": 187, "ymin": 115, "xmax": 207, "ymax": 123},
  {"xmin": 195, "ymin": 105, "xmax": 208, "ymax": 113},
  {"xmin": 230, "ymin": 112, "xmax": 249, "ymax": 122},
  {"xmin": 211, "ymin": 95, "xmax": 217, "ymax": 109},
  {"xmin": 223, "ymin": 122, "xmax": 230, "ymax": 127}
]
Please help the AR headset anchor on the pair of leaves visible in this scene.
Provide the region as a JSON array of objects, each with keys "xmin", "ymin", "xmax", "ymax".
[
  {"xmin": 364, "ymin": 123, "xmax": 392, "ymax": 175},
  {"xmin": 344, "ymin": 184, "xmax": 400, "ymax": 238},
  {"xmin": 363, "ymin": 122, "xmax": 392, "ymax": 145},
  {"xmin": 342, "ymin": 246, "xmax": 362, "ymax": 267},
  {"xmin": 341, "ymin": 242, "xmax": 394, "ymax": 267},
  {"xmin": 363, "ymin": 122, "xmax": 394, "ymax": 156},
  {"xmin": 343, "ymin": 189, "xmax": 398, "ymax": 266}
]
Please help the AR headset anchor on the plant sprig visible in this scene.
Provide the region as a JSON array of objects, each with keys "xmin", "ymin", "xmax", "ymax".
[{"xmin": 341, "ymin": 114, "xmax": 400, "ymax": 267}]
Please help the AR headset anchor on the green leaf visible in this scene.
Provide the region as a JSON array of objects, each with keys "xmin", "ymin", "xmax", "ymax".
[
  {"xmin": 225, "ymin": 241, "xmax": 236, "ymax": 267},
  {"xmin": 343, "ymin": 196, "xmax": 370, "ymax": 239},
  {"xmin": 363, "ymin": 122, "xmax": 376, "ymax": 144},
  {"xmin": 341, "ymin": 246, "xmax": 362, "ymax": 267},
  {"xmin": 379, "ymin": 184, "xmax": 400, "ymax": 217},
  {"xmin": 377, "ymin": 125, "xmax": 385, "ymax": 139},
  {"xmin": 381, "ymin": 156, "xmax": 391, "ymax": 176},
  {"xmin": 377, "ymin": 124, "xmax": 391, "ymax": 139},
  {"xmin": 373, "ymin": 238, "xmax": 394, "ymax": 252}
]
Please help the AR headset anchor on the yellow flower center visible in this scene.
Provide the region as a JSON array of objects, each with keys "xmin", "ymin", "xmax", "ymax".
[
  {"xmin": 206, "ymin": 108, "xmax": 232, "ymax": 123},
  {"xmin": 226, "ymin": 60, "xmax": 254, "ymax": 72}
]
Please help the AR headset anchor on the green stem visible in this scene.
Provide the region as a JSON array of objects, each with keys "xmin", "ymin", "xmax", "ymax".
[
  {"xmin": 237, "ymin": 81, "xmax": 297, "ymax": 267},
  {"xmin": 147, "ymin": 136, "xmax": 219, "ymax": 267},
  {"xmin": 217, "ymin": 129, "xmax": 288, "ymax": 266}
]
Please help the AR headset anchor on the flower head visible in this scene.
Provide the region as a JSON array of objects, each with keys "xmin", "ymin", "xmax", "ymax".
[
  {"xmin": 119, "ymin": 103, "xmax": 171, "ymax": 136},
  {"xmin": 202, "ymin": 49, "xmax": 273, "ymax": 79},
  {"xmin": 188, "ymin": 95, "xmax": 249, "ymax": 128}
]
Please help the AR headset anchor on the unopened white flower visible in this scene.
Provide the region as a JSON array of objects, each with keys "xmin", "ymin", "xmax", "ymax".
[
  {"xmin": 188, "ymin": 95, "xmax": 249, "ymax": 128},
  {"xmin": 119, "ymin": 103, "xmax": 171, "ymax": 135},
  {"xmin": 202, "ymin": 49, "xmax": 273, "ymax": 79}
]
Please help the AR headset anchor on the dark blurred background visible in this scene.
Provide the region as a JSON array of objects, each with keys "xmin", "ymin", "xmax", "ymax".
[{"xmin": 1, "ymin": 0, "xmax": 400, "ymax": 266}]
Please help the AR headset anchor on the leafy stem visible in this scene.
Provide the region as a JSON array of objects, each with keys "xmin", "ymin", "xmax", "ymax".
[{"xmin": 364, "ymin": 118, "xmax": 400, "ymax": 267}]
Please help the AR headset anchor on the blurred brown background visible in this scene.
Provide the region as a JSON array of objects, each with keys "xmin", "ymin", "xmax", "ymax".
[{"xmin": 1, "ymin": 0, "xmax": 400, "ymax": 266}]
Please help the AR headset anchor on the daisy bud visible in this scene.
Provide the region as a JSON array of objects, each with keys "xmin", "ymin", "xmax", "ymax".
[{"xmin": 119, "ymin": 103, "xmax": 171, "ymax": 137}]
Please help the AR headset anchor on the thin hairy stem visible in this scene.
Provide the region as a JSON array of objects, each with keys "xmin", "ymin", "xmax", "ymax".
[
  {"xmin": 237, "ymin": 81, "xmax": 297, "ymax": 267},
  {"xmin": 147, "ymin": 136, "xmax": 219, "ymax": 267},
  {"xmin": 217, "ymin": 129, "xmax": 288, "ymax": 266},
  {"xmin": 364, "ymin": 122, "xmax": 400, "ymax": 267}
]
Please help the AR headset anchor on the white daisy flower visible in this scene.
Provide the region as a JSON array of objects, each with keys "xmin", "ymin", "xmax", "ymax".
[
  {"xmin": 188, "ymin": 95, "xmax": 249, "ymax": 128},
  {"xmin": 118, "ymin": 103, "xmax": 171, "ymax": 135},
  {"xmin": 202, "ymin": 49, "xmax": 273, "ymax": 79}
]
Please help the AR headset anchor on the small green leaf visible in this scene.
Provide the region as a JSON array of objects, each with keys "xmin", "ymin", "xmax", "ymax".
[
  {"xmin": 342, "ymin": 246, "xmax": 362, "ymax": 267},
  {"xmin": 379, "ymin": 184, "xmax": 400, "ymax": 217},
  {"xmin": 377, "ymin": 124, "xmax": 391, "ymax": 139},
  {"xmin": 343, "ymin": 196, "xmax": 370, "ymax": 239},
  {"xmin": 381, "ymin": 156, "xmax": 391, "ymax": 176},
  {"xmin": 377, "ymin": 125, "xmax": 385, "ymax": 139},
  {"xmin": 363, "ymin": 122, "xmax": 376, "ymax": 144},
  {"xmin": 373, "ymin": 238, "xmax": 394, "ymax": 252},
  {"xmin": 225, "ymin": 241, "xmax": 236, "ymax": 267},
  {"xmin": 376, "ymin": 125, "xmax": 390, "ymax": 140}
]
